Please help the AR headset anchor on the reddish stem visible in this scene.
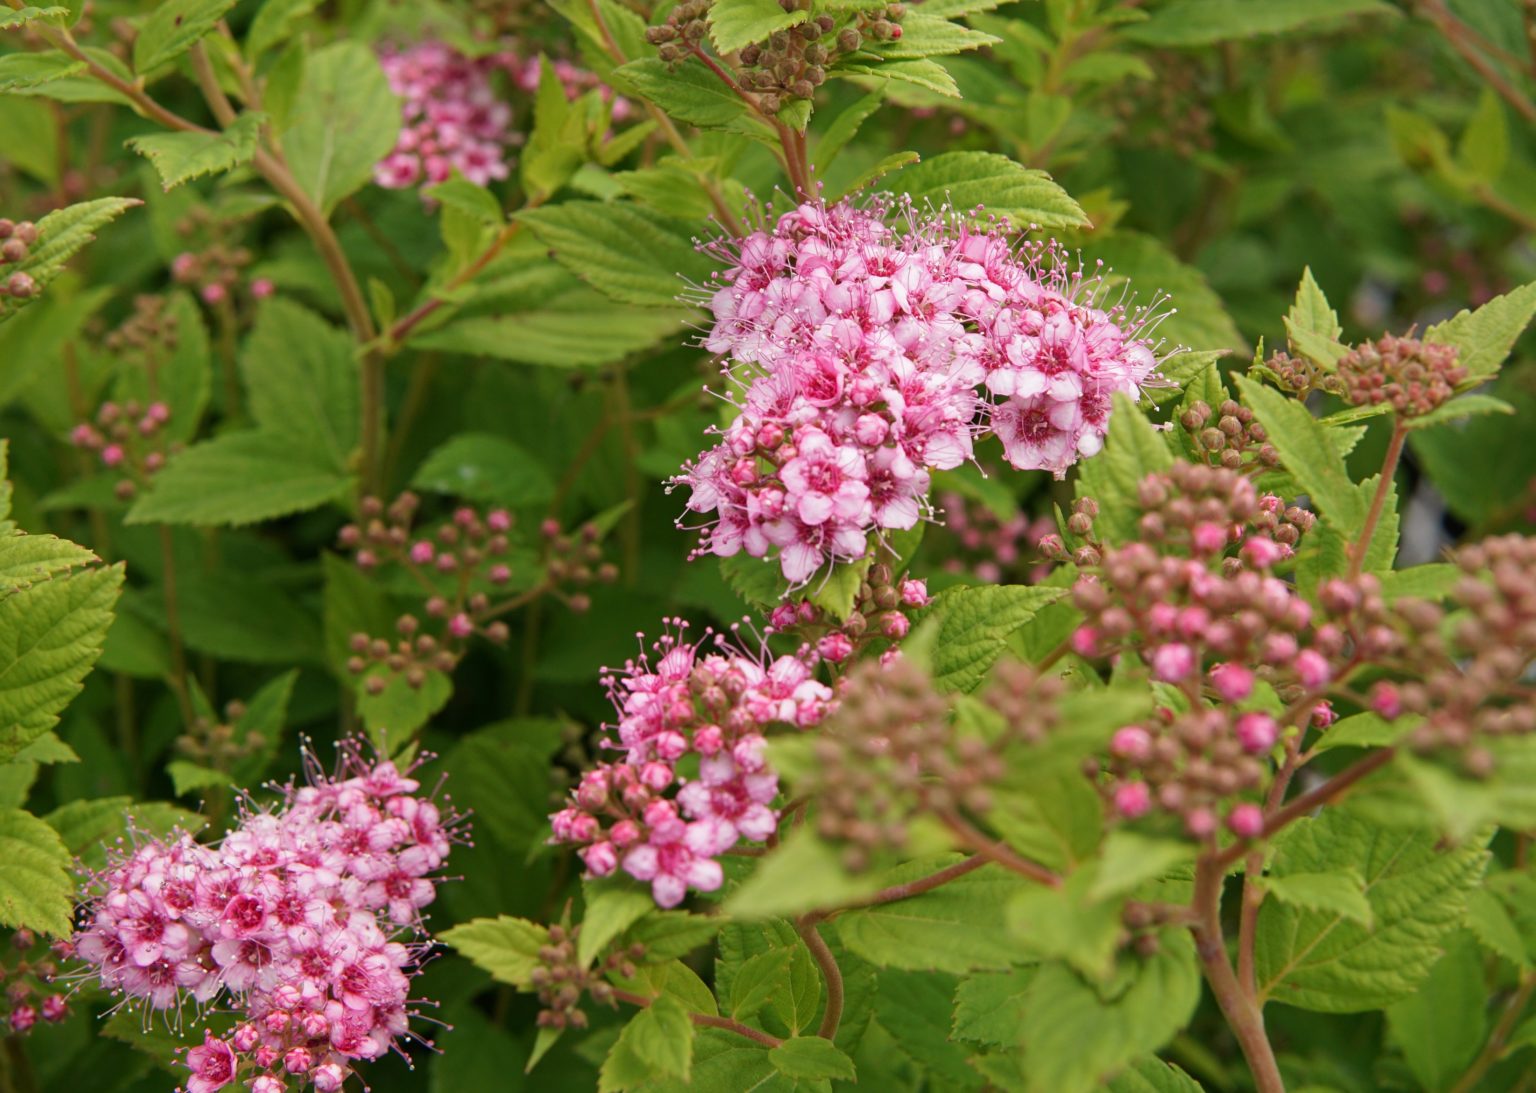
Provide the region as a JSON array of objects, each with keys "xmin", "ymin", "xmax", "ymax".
[{"xmin": 610, "ymin": 988, "xmax": 784, "ymax": 1048}]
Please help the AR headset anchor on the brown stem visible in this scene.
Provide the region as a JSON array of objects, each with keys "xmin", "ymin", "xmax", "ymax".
[
  {"xmin": 157, "ymin": 526, "xmax": 196, "ymax": 729},
  {"xmin": 834, "ymin": 854, "xmax": 989, "ymax": 914},
  {"xmin": 795, "ymin": 917, "xmax": 844, "ymax": 1039},
  {"xmin": 610, "ymin": 988, "xmax": 784, "ymax": 1048},
  {"xmin": 386, "ymin": 218, "xmax": 530, "ymax": 346},
  {"xmin": 1192, "ymin": 856, "xmax": 1287, "ymax": 1093},
  {"xmin": 1238, "ymin": 736, "xmax": 1302, "ymax": 995},
  {"xmin": 1420, "ymin": 0, "xmax": 1536, "ymax": 123},
  {"xmin": 936, "ymin": 811, "xmax": 1061, "ymax": 887},
  {"xmin": 188, "ymin": 44, "xmax": 237, "ymax": 127},
  {"xmin": 1348, "ymin": 418, "xmax": 1407, "ymax": 581},
  {"xmin": 1450, "ymin": 972, "xmax": 1536, "ymax": 1093}
]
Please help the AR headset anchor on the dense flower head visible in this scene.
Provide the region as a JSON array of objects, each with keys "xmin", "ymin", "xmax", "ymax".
[
  {"xmin": 375, "ymin": 42, "xmax": 518, "ymax": 190},
  {"xmin": 71, "ymin": 741, "xmax": 462, "ymax": 1093},
  {"xmin": 550, "ymin": 617, "xmax": 835, "ymax": 907},
  {"xmin": 675, "ymin": 196, "xmax": 1172, "ymax": 583}
]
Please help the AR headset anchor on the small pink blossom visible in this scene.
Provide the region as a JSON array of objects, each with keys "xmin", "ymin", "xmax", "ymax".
[
  {"xmin": 1150, "ymin": 643, "xmax": 1196, "ymax": 682},
  {"xmin": 1227, "ymin": 804, "xmax": 1265, "ymax": 839},
  {"xmin": 1114, "ymin": 782, "xmax": 1152, "ymax": 819},
  {"xmin": 1235, "ymin": 712, "xmax": 1279, "ymax": 754}
]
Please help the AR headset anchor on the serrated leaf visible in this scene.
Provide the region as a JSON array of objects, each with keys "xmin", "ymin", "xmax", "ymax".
[
  {"xmin": 930, "ymin": 585, "xmax": 1067, "ymax": 692},
  {"xmin": 1092, "ymin": 234, "xmax": 1242, "ymax": 354},
  {"xmin": 0, "ymin": 52, "xmax": 85, "ymax": 92},
  {"xmin": 133, "ymin": 0, "xmax": 237, "ymax": 72},
  {"xmin": 125, "ymin": 430, "xmax": 352, "ymax": 527},
  {"xmin": 0, "ymin": 533, "xmax": 97, "ymax": 592},
  {"xmin": 1458, "ymin": 87, "xmax": 1509, "ymax": 184},
  {"xmin": 1262, "ymin": 870, "xmax": 1373, "ymax": 928},
  {"xmin": 622, "ymin": 911, "xmax": 725, "ymax": 963},
  {"xmin": 708, "ymin": 0, "xmax": 808, "ymax": 53},
  {"xmin": 725, "ymin": 826, "xmax": 881, "ymax": 918},
  {"xmin": 44, "ymin": 797, "xmax": 204, "ymax": 871},
  {"xmin": 1406, "ymin": 393, "xmax": 1516, "ymax": 429},
  {"xmin": 729, "ymin": 945, "xmax": 794, "ymax": 1019},
  {"xmin": 580, "ymin": 884, "xmax": 657, "ymax": 967},
  {"xmin": 836, "ymin": 57, "xmax": 961, "ymax": 96},
  {"xmin": 0, "ymin": 564, "xmax": 123, "ymax": 761},
  {"xmin": 517, "ymin": 202, "xmax": 717, "ymax": 308},
  {"xmin": 278, "ymin": 41, "xmax": 400, "ymax": 215},
  {"xmin": 769, "ymin": 1037, "xmax": 856, "ymax": 1081},
  {"xmin": 1465, "ymin": 888, "xmax": 1526, "ymax": 968},
  {"xmin": 1424, "ymin": 279, "xmax": 1536, "ymax": 381},
  {"xmin": 355, "ymin": 666, "xmax": 451, "ymax": 743},
  {"xmin": 1105, "ymin": 1057, "xmax": 1206, "ymax": 1092},
  {"xmin": 1234, "ymin": 375, "xmax": 1365, "ymax": 535},
  {"xmin": 600, "ymin": 995, "xmax": 695, "ymax": 1091},
  {"xmin": 884, "ymin": 151, "xmax": 1088, "ymax": 230},
  {"xmin": 166, "ymin": 759, "xmax": 233, "ymax": 796},
  {"xmin": 409, "ymin": 302, "xmax": 690, "ymax": 367},
  {"xmin": 813, "ymin": 91, "xmax": 884, "ymax": 177},
  {"xmin": 127, "ymin": 113, "xmax": 265, "ymax": 190},
  {"xmin": 1008, "ymin": 867, "xmax": 1124, "ymax": 981},
  {"xmin": 1254, "ymin": 806, "xmax": 1487, "ymax": 1012},
  {"xmin": 611, "ymin": 59, "xmax": 751, "ymax": 129},
  {"xmin": 1311, "ymin": 712, "xmax": 1416, "ymax": 753},
  {"xmin": 1122, "ymin": 0, "xmax": 1395, "ymax": 47},
  {"xmin": 867, "ymin": 13, "xmax": 998, "ymax": 60},
  {"xmin": 412, "ymin": 433, "xmax": 556, "ymax": 507},
  {"xmin": 953, "ymin": 966, "xmax": 1034, "ymax": 1046},
  {"xmin": 0, "ymin": 808, "xmax": 74, "ymax": 937},
  {"xmin": 0, "ymin": 7, "xmax": 69, "ymax": 29},
  {"xmin": 4, "ymin": 197, "xmax": 139, "ymax": 320},
  {"xmin": 442, "ymin": 915, "xmax": 549, "ymax": 987},
  {"xmin": 1088, "ymin": 832, "xmax": 1193, "ymax": 903}
]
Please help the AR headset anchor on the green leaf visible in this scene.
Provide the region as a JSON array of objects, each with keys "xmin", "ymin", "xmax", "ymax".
[
  {"xmin": 1234, "ymin": 375, "xmax": 1364, "ymax": 535},
  {"xmin": 166, "ymin": 759, "xmax": 232, "ymax": 796},
  {"xmin": 866, "ymin": 13, "xmax": 998, "ymax": 60},
  {"xmin": 623, "ymin": 911, "xmax": 726, "ymax": 963},
  {"xmin": 1091, "ymin": 234, "xmax": 1242, "ymax": 354},
  {"xmin": 410, "ymin": 302, "xmax": 690, "ymax": 367},
  {"xmin": 953, "ymin": 966, "xmax": 1034, "ymax": 1047},
  {"xmin": 0, "ymin": 564, "xmax": 123, "ymax": 761},
  {"xmin": 884, "ymin": 152, "xmax": 1088, "ymax": 230},
  {"xmin": 246, "ymin": 0, "xmax": 319, "ymax": 58},
  {"xmin": 1310, "ymin": 712, "xmax": 1416, "ymax": 754},
  {"xmin": 1018, "ymin": 933, "xmax": 1202, "ymax": 1093},
  {"xmin": 769, "ymin": 1038, "xmax": 856, "ymax": 1082},
  {"xmin": 133, "ymin": 0, "xmax": 236, "ymax": 71},
  {"xmin": 1458, "ymin": 88, "xmax": 1509, "ymax": 184},
  {"xmin": 1385, "ymin": 932, "xmax": 1487, "ymax": 1092},
  {"xmin": 1075, "ymin": 392, "xmax": 1174, "ymax": 543},
  {"xmin": 1088, "ymin": 832, "xmax": 1194, "ymax": 903},
  {"xmin": 1254, "ymin": 806, "xmax": 1487, "ymax": 1012},
  {"xmin": 728, "ymin": 945, "xmax": 794, "ymax": 1020},
  {"xmin": 987, "ymin": 767, "xmax": 1103, "ymax": 873},
  {"xmin": 355, "ymin": 666, "xmax": 452, "ymax": 742},
  {"xmin": 0, "ymin": 52, "xmax": 85, "ymax": 93},
  {"xmin": 4, "ymin": 197, "xmax": 139, "ymax": 320},
  {"xmin": 0, "ymin": 532, "xmax": 96, "ymax": 593},
  {"xmin": 709, "ymin": 0, "xmax": 809, "ymax": 53},
  {"xmin": 835, "ymin": 57, "xmax": 961, "ymax": 97},
  {"xmin": 1283, "ymin": 267, "xmax": 1346, "ymax": 369},
  {"xmin": 1423, "ymin": 279, "xmax": 1536, "ymax": 381},
  {"xmin": 412, "ymin": 433, "xmax": 556, "ymax": 508},
  {"xmin": 930, "ymin": 585, "xmax": 1068, "ymax": 692},
  {"xmin": 834, "ymin": 860, "xmax": 1028, "ymax": 973},
  {"xmin": 1262, "ymin": 870, "xmax": 1373, "ymax": 928},
  {"xmin": 243, "ymin": 297, "xmax": 360, "ymax": 461},
  {"xmin": 1008, "ymin": 867, "xmax": 1124, "ymax": 981},
  {"xmin": 442, "ymin": 915, "xmax": 550, "ymax": 988},
  {"xmin": 600, "ymin": 995, "xmax": 695, "ymax": 1090},
  {"xmin": 611, "ymin": 59, "xmax": 751, "ymax": 129},
  {"xmin": 1466, "ymin": 887, "xmax": 1527, "ymax": 968},
  {"xmin": 877, "ymin": 968, "xmax": 986, "ymax": 1087},
  {"xmin": 125, "ymin": 430, "xmax": 352, "ymax": 527},
  {"xmin": 725, "ymin": 826, "xmax": 881, "ymax": 918},
  {"xmin": 1122, "ymin": 0, "xmax": 1395, "ymax": 47},
  {"xmin": 1380, "ymin": 564, "xmax": 1459, "ymax": 601},
  {"xmin": 1105, "ymin": 1057, "xmax": 1206, "ymax": 1093},
  {"xmin": 517, "ymin": 202, "xmax": 717, "ymax": 308},
  {"xmin": 1406, "ymin": 393, "xmax": 1516, "ymax": 429},
  {"xmin": 813, "ymin": 91, "xmax": 884, "ymax": 177},
  {"xmin": 580, "ymin": 884, "xmax": 657, "ymax": 967},
  {"xmin": 127, "ymin": 112, "xmax": 266, "ymax": 190},
  {"xmin": 279, "ymin": 41, "xmax": 401, "ymax": 215},
  {"xmin": 0, "ymin": 7, "xmax": 70, "ymax": 29},
  {"xmin": 0, "ymin": 808, "xmax": 75, "ymax": 937}
]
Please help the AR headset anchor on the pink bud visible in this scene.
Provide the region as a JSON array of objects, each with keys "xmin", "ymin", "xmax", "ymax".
[
  {"xmin": 642, "ymin": 799, "xmax": 677, "ymax": 829},
  {"xmin": 311, "ymin": 1063, "xmax": 348, "ymax": 1093},
  {"xmin": 1191, "ymin": 521, "xmax": 1227, "ymax": 554},
  {"xmin": 1110, "ymin": 726, "xmax": 1153, "ymax": 763},
  {"xmin": 1070, "ymin": 625, "xmax": 1100, "ymax": 657},
  {"xmin": 201, "ymin": 282, "xmax": 228, "ymax": 305},
  {"xmin": 487, "ymin": 508, "xmax": 512, "ymax": 532},
  {"xmin": 654, "ymin": 730, "xmax": 688, "ymax": 761},
  {"xmin": 882, "ymin": 612, "xmax": 910, "ymax": 640},
  {"xmin": 1370, "ymin": 682, "xmax": 1402, "ymax": 719},
  {"xmin": 899, "ymin": 578, "xmax": 930, "ymax": 607},
  {"xmin": 817, "ymin": 632, "xmax": 854, "ymax": 662},
  {"xmin": 1146, "ymin": 602, "xmax": 1178, "ymax": 635},
  {"xmin": 40, "ymin": 995, "xmax": 67, "ymax": 1023},
  {"xmin": 8, "ymin": 1005, "xmax": 35, "ymax": 1033},
  {"xmin": 232, "ymin": 1023, "xmax": 259, "ymax": 1052},
  {"xmin": 171, "ymin": 252, "xmax": 197, "ymax": 281},
  {"xmin": 541, "ymin": 518, "xmax": 561, "ymax": 539},
  {"xmin": 147, "ymin": 401, "xmax": 170, "ymax": 423},
  {"xmin": 251, "ymin": 1078, "xmax": 285, "ymax": 1093},
  {"xmin": 1261, "ymin": 633, "xmax": 1298, "ymax": 665},
  {"xmin": 1113, "ymin": 781, "xmax": 1151, "ymax": 819},
  {"xmin": 1294, "ymin": 649, "xmax": 1331, "ymax": 689},
  {"xmin": 69, "ymin": 423, "xmax": 97, "ymax": 448},
  {"xmin": 1235, "ymin": 712, "xmax": 1279, "ymax": 754},
  {"xmin": 769, "ymin": 604, "xmax": 798, "ymax": 630},
  {"xmin": 693, "ymin": 724, "xmax": 724, "ymax": 755},
  {"xmin": 448, "ymin": 613, "xmax": 474, "ymax": 639},
  {"xmin": 1209, "ymin": 663, "xmax": 1254, "ymax": 703},
  {"xmin": 250, "ymin": 277, "xmax": 275, "ymax": 299},
  {"xmin": 610, "ymin": 820, "xmax": 641, "ymax": 848},
  {"xmin": 284, "ymin": 1048, "xmax": 313, "ymax": 1074},
  {"xmin": 1311, "ymin": 701, "xmax": 1336, "ymax": 728},
  {"xmin": 100, "ymin": 443, "xmax": 125, "ymax": 467},
  {"xmin": 579, "ymin": 841, "xmax": 617, "ymax": 877},
  {"xmin": 409, "ymin": 541, "xmax": 435, "ymax": 565},
  {"xmin": 639, "ymin": 761, "xmax": 673, "ymax": 791},
  {"xmin": 756, "ymin": 423, "xmax": 783, "ymax": 449},
  {"xmin": 1151, "ymin": 643, "xmax": 1196, "ymax": 683},
  {"xmin": 489, "ymin": 563, "xmax": 511, "ymax": 584},
  {"xmin": 435, "ymin": 553, "xmax": 458, "ymax": 572},
  {"xmin": 1184, "ymin": 807, "xmax": 1217, "ymax": 838},
  {"xmin": 730, "ymin": 458, "xmax": 758, "ymax": 486},
  {"xmin": 355, "ymin": 549, "xmax": 378, "ymax": 569},
  {"xmin": 1227, "ymin": 803, "xmax": 1265, "ymax": 839},
  {"xmin": 854, "ymin": 414, "xmax": 888, "ymax": 446},
  {"xmin": 1241, "ymin": 536, "xmax": 1286, "ymax": 568}
]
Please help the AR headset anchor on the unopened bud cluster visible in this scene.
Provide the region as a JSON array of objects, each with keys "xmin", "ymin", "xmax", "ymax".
[
  {"xmin": 936, "ymin": 489, "xmax": 1055, "ymax": 584},
  {"xmin": 0, "ymin": 218, "xmax": 39, "ymax": 305},
  {"xmin": 70, "ymin": 398, "xmax": 175, "ymax": 501},
  {"xmin": 768, "ymin": 564, "xmax": 932, "ymax": 661},
  {"xmin": 175, "ymin": 698, "xmax": 264, "ymax": 773},
  {"xmin": 1178, "ymin": 398, "xmax": 1279, "ymax": 473},
  {"xmin": 1263, "ymin": 349, "xmax": 1344, "ymax": 401},
  {"xmin": 528, "ymin": 922, "xmax": 644, "ymax": 1030},
  {"xmin": 1068, "ymin": 463, "xmax": 1333, "ymax": 839},
  {"xmin": 0, "ymin": 930, "xmax": 69, "ymax": 1036},
  {"xmin": 1337, "ymin": 333, "xmax": 1465, "ymax": 417}
]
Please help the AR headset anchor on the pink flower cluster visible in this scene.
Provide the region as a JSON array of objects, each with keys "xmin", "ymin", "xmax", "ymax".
[
  {"xmin": 677, "ymin": 198, "xmax": 1169, "ymax": 583},
  {"xmin": 375, "ymin": 43, "xmax": 516, "ymax": 189},
  {"xmin": 550, "ymin": 619, "xmax": 832, "ymax": 907},
  {"xmin": 71, "ymin": 744, "xmax": 461, "ymax": 1093}
]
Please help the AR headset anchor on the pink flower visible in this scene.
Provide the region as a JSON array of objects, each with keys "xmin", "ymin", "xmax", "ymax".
[
  {"xmin": 779, "ymin": 428, "xmax": 870, "ymax": 527},
  {"xmin": 817, "ymin": 632, "xmax": 854, "ymax": 662},
  {"xmin": 185, "ymin": 1034, "xmax": 236, "ymax": 1093},
  {"xmin": 100, "ymin": 444, "xmax": 125, "ymax": 467}
]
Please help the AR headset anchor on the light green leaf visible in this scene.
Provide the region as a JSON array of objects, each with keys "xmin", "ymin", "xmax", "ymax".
[
  {"xmin": 0, "ymin": 52, "xmax": 85, "ymax": 92},
  {"xmin": 0, "ymin": 564, "xmax": 123, "ymax": 761},
  {"xmin": 246, "ymin": 0, "xmax": 319, "ymax": 58},
  {"xmin": 1008, "ymin": 867, "xmax": 1124, "ymax": 981},
  {"xmin": 769, "ymin": 1037, "xmax": 856, "ymax": 1082},
  {"xmin": 1424, "ymin": 279, "xmax": 1536, "ymax": 381},
  {"xmin": 1262, "ymin": 870, "xmax": 1373, "ymax": 928},
  {"xmin": 442, "ymin": 915, "xmax": 550, "ymax": 988},
  {"xmin": 1087, "ymin": 832, "xmax": 1194, "ymax": 903},
  {"xmin": 1458, "ymin": 87, "xmax": 1509, "ymax": 184},
  {"xmin": 242, "ymin": 297, "xmax": 360, "ymax": 463},
  {"xmin": 930, "ymin": 585, "xmax": 1068, "ymax": 692},
  {"xmin": 1105, "ymin": 1057, "xmax": 1207, "ymax": 1093},
  {"xmin": 0, "ymin": 808, "xmax": 74, "ymax": 937},
  {"xmin": 1386, "ymin": 933, "xmax": 1488, "ymax": 1092},
  {"xmin": 125, "ymin": 430, "xmax": 352, "ymax": 527},
  {"xmin": 868, "ymin": 13, "xmax": 998, "ymax": 60},
  {"xmin": 623, "ymin": 910, "xmax": 726, "ymax": 963},
  {"xmin": 1283, "ymin": 267, "xmax": 1345, "ymax": 369},
  {"xmin": 355, "ymin": 666, "xmax": 452, "ymax": 743},
  {"xmin": 409, "ymin": 302, "xmax": 690, "ymax": 367},
  {"xmin": 1465, "ymin": 888, "xmax": 1527, "ymax": 969},
  {"xmin": 45, "ymin": 797, "xmax": 203, "ymax": 870},
  {"xmin": 600, "ymin": 995, "xmax": 695, "ymax": 1090},
  {"xmin": 166, "ymin": 759, "xmax": 232, "ymax": 796},
  {"xmin": 611, "ymin": 59, "xmax": 751, "ymax": 129},
  {"xmin": 127, "ymin": 113, "xmax": 266, "ymax": 190},
  {"xmin": 1406, "ymin": 393, "xmax": 1516, "ymax": 429},
  {"xmin": 1091, "ymin": 234, "xmax": 1242, "ymax": 353},
  {"xmin": 1380, "ymin": 563, "xmax": 1459, "ymax": 601},
  {"xmin": 517, "ymin": 202, "xmax": 717, "ymax": 308},
  {"xmin": 279, "ymin": 41, "xmax": 401, "ymax": 214},
  {"xmin": 1311, "ymin": 712, "xmax": 1416, "ymax": 753},
  {"xmin": 835, "ymin": 57, "xmax": 962, "ymax": 97},
  {"xmin": 813, "ymin": 91, "xmax": 885, "ymax": 177},
  {"xmin": 580, "ymin": 884, "xmax": 657, "ymax": 967},
  {"xmin": 0, "ymin": 7, "xmax": 70, "ymax": 29},
  {"xmin": 884, "ymin": 151, "xmax": 1088, "ymax": 230},
  {"xmin": 725, "ymin": 826, "xmax": 881, "ymax": 918},
  {"xmin": 1123, "ymin": 0, "xmax": 1395, "ymax": 47},
  {"xmin": 412, "ymin": 433, "xmax": 556, "ymax": 507},
  {"xmin": 953, "ymin": 966, "xmax": 1034, "ymax": 1047},
  {"xmin": 133, "ymin": 0, "xmax": 237, "ymax": 72},
  {"xmin": 1254, "ymin": 806, "xmax": 1487, "ymax": 1012},
  {"xmin": 0, "ymin": 533, "xmax": 96, "ymax": 593},
  {"xmin": 728, "ymin": 945, "xmax": 794, "ymax": 1020},
  {"xmin": 1234, "ymin": 375, "xmax": 1364, "ymax": 535},
  {"xmin": 709, "ymin": 0, "xmax": 809, "ymax": 53}
]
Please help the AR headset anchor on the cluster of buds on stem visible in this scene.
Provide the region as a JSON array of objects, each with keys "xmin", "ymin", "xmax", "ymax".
[
  {"xmin": 528, "ymin": 922, "xmax": 643, "ymax": 1031},
  {"xmin": 70, "ymin": 398, "xmax": 175, "ymax": 501},
  {"xmin": 936, "ymin": 489, "xmax": 1056, "ymax": 584},
  {"xmin": 1178, "ymin": 398, "xmax": 1279, "ymax": 473},
  {"xmin": 767, "ymin": 563, "xmax": 932, "ymax": 663},
  {"xmin": 1336, "ymin": 333, "xmax": 1466, "ymax": 417},
  {"xmin": 0, "ymin": 930, "xmax": 70, "ymax": 1035},
  {"xmin": 169, "ymin": 205, "xmax": 273, "ymax": 304},
  {"xmin": 174, "ymin": 697, "xmax": 265, "ymax": 774},
  {"xmin": 0, "ymin": 218, "xmax": 39, "ymax": 306},
  {"xmin": 1106, "ymin": 51, "xmax": 1216, "ymax": 158},
  {"xmin": 540, "ymin": 516, "xmax": 620, "ymax": 615}
]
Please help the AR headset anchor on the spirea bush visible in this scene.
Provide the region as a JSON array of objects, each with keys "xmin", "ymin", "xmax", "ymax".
[{"xmin": 2, "ymin": 2, "xmax": 1536, "ymax": 1092}]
